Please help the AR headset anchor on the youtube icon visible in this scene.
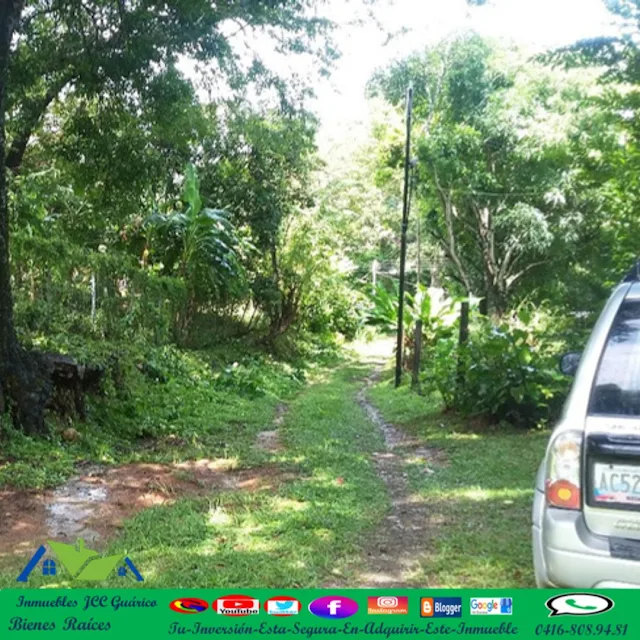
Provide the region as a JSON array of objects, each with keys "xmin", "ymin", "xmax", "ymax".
[{"xmin": 213, "ymin": 595, "xmax": 260, "ymax": 617}]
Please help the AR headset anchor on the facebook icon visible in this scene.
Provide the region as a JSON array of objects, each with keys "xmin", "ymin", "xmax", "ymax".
[
  {"xmin": 500, "ymin": 598, "xmax": 513, "ymax": 615},
  {"xmin": 309, "ymin": 596, "xmax": 359, "ymax": 619}
]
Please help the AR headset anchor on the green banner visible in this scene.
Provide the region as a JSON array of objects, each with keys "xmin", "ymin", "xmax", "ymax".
[{"xmin": 0, "ymin": 589, "xmax": 635, "ymax": 639}]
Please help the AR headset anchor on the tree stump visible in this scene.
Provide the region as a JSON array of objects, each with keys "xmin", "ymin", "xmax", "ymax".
[{"xmin": 46, "ymin": 354, "xmax": 105, "ymax": 420}]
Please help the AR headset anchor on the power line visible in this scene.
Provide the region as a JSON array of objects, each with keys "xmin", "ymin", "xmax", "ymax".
[{"xmin": 424, "ymin": 188, "xmax": 563, "ymax": 198}]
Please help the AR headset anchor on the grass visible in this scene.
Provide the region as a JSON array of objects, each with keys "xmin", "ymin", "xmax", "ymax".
[
  {"xmin": 368, "ymin": 371, "xmax": 549, "ymax": 588},
  {"xmin": 0, "ymin": 336, "xmax": 548, "ymax": 589},
  {"xmin": 0, "ymin": 338, "xmax": 327, "ymax": 489},
  {"xmin": 0, "ymin": 354, "xmax": 388, "ymax": 589}
]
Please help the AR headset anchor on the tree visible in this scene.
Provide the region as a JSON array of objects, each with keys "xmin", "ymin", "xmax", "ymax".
[
  {"xmin": 369, "ymin": 35, "xmax": 589, "ymax": 314},
  {"xmin": 7, "ymin": 0, "xmax": 337, "ymax": 174},
  {"xmin": 541, "ymin": 0, "xmax": 640, "ymax": 292},
  {"xmin": 146, "ymin": 163, "xmax": 244, "ymax": 341},
  {"xmin": 196, "ymin": 107, "xmax": 319, "ymax": 338},
  {"xmin": 1, "ymin": 0, "xmax": 52, "ymax": 434},
  {"xmin": 0, "ymin": 0, "xmax": 340, "ymax": 433}
]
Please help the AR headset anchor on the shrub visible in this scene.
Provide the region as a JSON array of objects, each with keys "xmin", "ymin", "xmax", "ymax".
[
  {"xmin": 431, "ymin": 307, "xmax": 569, "ymax": 428},
  {"xmin": 304, "ymin": 280, "xmax": 368, "ymax": 340}
]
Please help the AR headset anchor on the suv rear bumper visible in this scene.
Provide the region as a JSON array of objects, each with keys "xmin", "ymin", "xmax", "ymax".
[{"xmin": 532, "ymin": 488, "xmax": 640, "ymax": 588}]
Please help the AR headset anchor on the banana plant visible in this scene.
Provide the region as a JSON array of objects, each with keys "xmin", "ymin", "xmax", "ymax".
[
  {"xmin": 145, "ymin": 164, "xmax": 244, "ymax": 337},
  {"xmin": 366, "ymin": 281, "xmax": 456, "ymax": 342}
]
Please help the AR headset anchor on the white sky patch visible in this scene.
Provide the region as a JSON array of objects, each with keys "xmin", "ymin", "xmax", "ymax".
[
  {"xmin": 314, "ymin": 0, "xmax": 621, "ymax": 146},
  {"xmin": 178, "ymin": 0, "xmax": 622, "ymax": 146}
]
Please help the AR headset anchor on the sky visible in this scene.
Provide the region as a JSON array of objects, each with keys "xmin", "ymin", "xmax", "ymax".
[
  {"xmin": 179, "ymin": 0, "xmax": 623, "ymax": 150},
  {"xmin": 310, "ymin": 0, "xmax": 621, "ymax": 144}
]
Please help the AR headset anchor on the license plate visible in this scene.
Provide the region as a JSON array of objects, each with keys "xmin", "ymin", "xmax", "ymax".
[{"xmin": 593, "ymin": 463, "xmax": 640, "ymax": 506}]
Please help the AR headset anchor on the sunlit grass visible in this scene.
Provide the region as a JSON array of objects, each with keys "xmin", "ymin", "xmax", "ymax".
[
  {"xmin": 0, "ymin": 339, "xmax": 321, "ymax": 490},
  {"xmin": 0, "ymin": 339, "xmax": 547, "ymax": 590},
  {"xmin": 0, "ymin": 357, "xmax": 388, "ymax": 589},
  {"xmin": 368, "ymin": 372, "xmax": 549, "ymax": 589}
]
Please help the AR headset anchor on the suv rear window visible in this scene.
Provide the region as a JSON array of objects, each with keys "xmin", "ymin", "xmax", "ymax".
[{"xmin": 590, "ymin": 300, "xmax": 640, "ymax": 416}]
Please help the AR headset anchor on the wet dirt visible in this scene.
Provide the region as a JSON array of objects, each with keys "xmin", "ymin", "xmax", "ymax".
[
  {"xmin": 255, "ymin": 403, "xmax": 288, "ymax": 453},
  {"xmin": 0, "ymin": 459, "xmax": 291, "ymax": 558},
  {"xmin": 47, "ymin": 473, "xmax": 107, "ymax": 544}
]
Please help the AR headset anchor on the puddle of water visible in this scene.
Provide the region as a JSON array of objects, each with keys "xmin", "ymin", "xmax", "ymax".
[{"xmin": 46, "ymin": 476, "xmax": 107, "ymax": 542}]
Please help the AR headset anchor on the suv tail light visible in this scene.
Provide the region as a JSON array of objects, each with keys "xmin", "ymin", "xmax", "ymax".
[{"xmin": 545, "ymin": 430, "xmax": 583, "ymax": 510}]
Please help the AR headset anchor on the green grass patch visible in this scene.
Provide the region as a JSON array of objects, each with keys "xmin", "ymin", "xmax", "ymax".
[
  {"xmin": 368, "ymin": 372, "xmax": 549, "ymax": 588},
  {"xmin": 0, "ymin": 338, "xmax": 329, "ymax": 490},
  {"xmin": 0, "ymin": 356, "xmax": 388, "ymax": 589}
]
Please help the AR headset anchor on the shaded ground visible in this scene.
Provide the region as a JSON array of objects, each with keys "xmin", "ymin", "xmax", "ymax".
[{"xmin": 0, "ymin": 339, "xmax": 545, "ymax": 588}]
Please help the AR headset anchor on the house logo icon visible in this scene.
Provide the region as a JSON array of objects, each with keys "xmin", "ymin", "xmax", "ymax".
[{"xmin": 17, "ymin": 538, "xmax": 143, "ymax": 582}]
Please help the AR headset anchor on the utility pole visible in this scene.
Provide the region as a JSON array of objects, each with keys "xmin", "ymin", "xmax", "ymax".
[
  {"xmin": 411, "ymin": 160, "xmax": 422, "ymax": 390},
  {"xmin": 395, "ymin": 86, "xmax": 413, "ymax": 388}
]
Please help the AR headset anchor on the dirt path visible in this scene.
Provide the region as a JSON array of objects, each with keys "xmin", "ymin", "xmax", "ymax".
[
  {"xmin": 0, "ymin": 404, "xmax": 293, "ymax": 561},
  {"xmin": 1, "ymin": 345, "xmax": 441, "ymax": 587},
  {"xmin": 339, "ymin": 341, "xmax": 444, "ymax": 588},
  {"xmin": 255, "ymin": 403, "xmax": 288, "ymax": 453}
]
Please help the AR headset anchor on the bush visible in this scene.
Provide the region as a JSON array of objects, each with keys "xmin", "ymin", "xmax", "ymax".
[
  {"xmin": 430, "ymin": 307, "xmax": 569, "ymax": 428},
  {"xmin": 213, "ymin": 355, "xmax": 305, "ymax": 397},
  {"xmin": 304, "ymin": 281, "xmax": 368, "ymax": 340}
]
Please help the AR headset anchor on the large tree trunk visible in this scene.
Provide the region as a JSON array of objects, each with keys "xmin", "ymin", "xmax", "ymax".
[
  {"xmin": 5, "ymin": 75, "xmax": 72, "ymax": 171},
  {"xmin": 0, "ymin": 0, "xmax": 52, "ymax": 434}
]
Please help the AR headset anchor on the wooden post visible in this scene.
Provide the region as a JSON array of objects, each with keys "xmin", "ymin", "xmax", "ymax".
[
  {"xmin": 457, "ymin": 301, "xmax": 470, "ymax": 396},
  {"xmin": 412, "ymin": 319, "xmax": 423, "ymax": 390}
]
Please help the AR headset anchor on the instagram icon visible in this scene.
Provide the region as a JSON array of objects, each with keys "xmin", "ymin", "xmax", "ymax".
[{"xmin": 367, "ymin": 596, "xmax": 409, "ymax": 615}]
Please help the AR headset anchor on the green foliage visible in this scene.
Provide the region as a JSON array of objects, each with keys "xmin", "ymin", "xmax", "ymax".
[
  {"xmin": 0, "ymin": 336, "xmax": 314, "ymax": 489},
  {"xmin": 368, "ymin": 375, "xmax": 548, "ymax": 588},
  {"xmin": 361, "ymin": 29, "xmax": 640, "ymax": 430},
  {"xmin": 431, "ymin": 308, "xmax": 568, "ymax": 428},
  {"xmin": 369, "ymin": 35, "xmax": 594, "ymax": 314},
  {"xmin": 0, "ymin": 354, "xmax": 387, "ymax": 589},
  {"xmin": 5, "ymin": 0, "xmax": 640, "ymax": 450},
  {"xmin": 145, "ymin": 163, "xmax": 246, "ymax": 336},
  {"xmin": 303, "ymin": 278, "xmax": 368, "ymax": 341},
  {"xmin": 199, "ymin": 110, "xmax": 319, "ymax": 253},
  {"xmin": 366, "ymin": 282, "xmax": 399, "ymax": 332},
  {"xmin": 214, "ymin": 357, "xmax": 305, "ymax": 398},
  {"xmin": 366, "ymin": 282, "xmax": 457, "ymax": 349}
]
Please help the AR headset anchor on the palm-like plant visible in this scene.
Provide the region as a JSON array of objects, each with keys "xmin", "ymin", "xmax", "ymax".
[
  {"xmin": 367, "ymin": 281, "xmax": 457, "ymax": 344},
  {"xmin": 146, "ymin": 164, "xmax": 243, "ymax": 337}
]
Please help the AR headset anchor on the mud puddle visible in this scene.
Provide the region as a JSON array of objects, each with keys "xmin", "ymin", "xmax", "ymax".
[{"xmin": 0, "ymin": 459, "xmax": 291, "ymax": 558}]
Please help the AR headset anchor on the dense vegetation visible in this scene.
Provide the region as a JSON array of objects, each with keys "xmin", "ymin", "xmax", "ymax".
[
  {"xmin": 1, "ymin": 0, "xmax": 640, "ymax": 477},
  {"xmin": 363, "ymin": 2, "xmax": 640, "ymax": 427},
  {"xmin": 0, "ymin": 0, "xmax": 356, "ymax": 447}
]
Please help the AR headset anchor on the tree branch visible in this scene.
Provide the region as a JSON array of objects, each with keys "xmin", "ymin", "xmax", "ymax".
[
  {"xmin": 5, "ymin": 73, "xmax": 73, "ymax": 171},
  {"xmin": 506, "ymin": 260, "xmax": 547, "ymax": 289},
  {"xmin": 433, "ymin": 170, "xmax": 473, "ymax": 293}
]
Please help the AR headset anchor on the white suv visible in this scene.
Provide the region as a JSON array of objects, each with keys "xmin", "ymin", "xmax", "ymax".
[{"xmin": 533, "ymin": 265, "xmax": 640, "ymax": 588}]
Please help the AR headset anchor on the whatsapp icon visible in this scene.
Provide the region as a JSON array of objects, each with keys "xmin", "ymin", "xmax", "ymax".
[{"xmin": 546, "ymin": 594, "xmax": 614, "ymax": 617}]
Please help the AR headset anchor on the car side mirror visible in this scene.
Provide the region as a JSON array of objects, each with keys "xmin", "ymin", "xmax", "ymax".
[{"xmin": 560, "ymin": 352, "xmax": 581, "ymax": 376}]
